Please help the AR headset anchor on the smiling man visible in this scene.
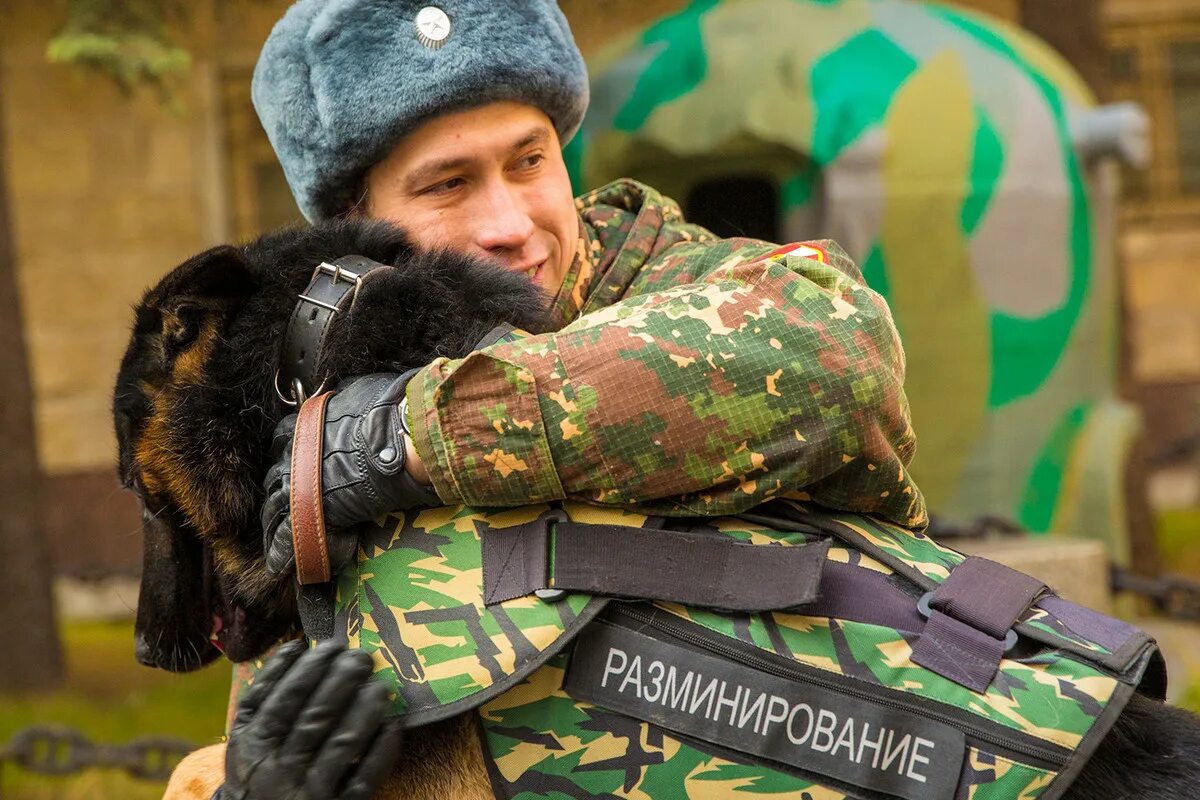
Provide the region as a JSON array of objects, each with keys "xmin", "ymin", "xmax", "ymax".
[
  {"xmin": 186, "ymin": 1, "xmax": 927, "ymax": 798},
  {"xmin": 359, "ymin": 101, "xmax": 578, "ymax": 295}
]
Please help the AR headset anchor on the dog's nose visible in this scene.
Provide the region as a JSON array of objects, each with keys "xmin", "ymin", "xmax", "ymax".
[{"xmin": 134, "ymin": 631, "xmax": 158, "ymax": 667}]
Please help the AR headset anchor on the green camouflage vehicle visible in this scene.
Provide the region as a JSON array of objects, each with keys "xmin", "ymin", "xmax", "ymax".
[{"xmin": 568, "ymin": 0, "xmax": 1149, "ymax": 560}]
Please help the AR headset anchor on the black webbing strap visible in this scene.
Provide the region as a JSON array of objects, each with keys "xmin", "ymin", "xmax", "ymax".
[
  {"xmin": 911, "ymin": 556, "xmax": 1046, "ymax": 692},
  {"xmin": 472, "ymin": 323, "xmax": 519, "ymax": 350},
  {"xmin": 480, "ymin": 516, "xmax": 829, "ymax": 611}
]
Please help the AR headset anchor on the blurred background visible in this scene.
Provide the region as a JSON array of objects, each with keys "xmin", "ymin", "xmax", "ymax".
[{"xmin": 1, "ymin": 0, "xmax": 1199, "ymax": 796}]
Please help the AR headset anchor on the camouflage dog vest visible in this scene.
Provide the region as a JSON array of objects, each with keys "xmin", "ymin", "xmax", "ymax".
[{"xmin": 327, "ymin": 500, "xmax": 1162, "ymax": 800}]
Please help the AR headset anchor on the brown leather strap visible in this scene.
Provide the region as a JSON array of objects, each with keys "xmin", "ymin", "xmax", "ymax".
[{"xmin": 291, "ymin": 391, "xmax": 334, "ymax": 585}]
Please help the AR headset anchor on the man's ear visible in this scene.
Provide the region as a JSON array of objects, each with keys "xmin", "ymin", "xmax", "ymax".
[{"xmin": 152, "ymin": 245, "xmax": 257, "ymax": 363}]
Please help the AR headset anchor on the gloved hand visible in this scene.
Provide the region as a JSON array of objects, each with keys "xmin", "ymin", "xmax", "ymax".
[
  {"xmin": 212, "ymin": 639, "xmax": 402, "ymax": 800},
  {"xmin": 261, "ymin": 371, "xmax": 441, "ymax": 577}
]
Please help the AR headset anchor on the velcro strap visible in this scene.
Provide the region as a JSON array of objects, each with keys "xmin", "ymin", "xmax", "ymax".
[
  {"xmin": 929, "ymin": 557, "xmax": 1046, "ymax": 638},
  {"xmin": 912, "ymin": 557, "xmax": 1046, "ymax": 692},
  {"xmin": 481, "ymin": 517, "xmax": 828, "ymax": 611},
  {"xmin": 291, "ymin": 392, "xmax": 334, "ymax": 585},
  {"xmin": 912, "ymin": 611, "xmax": 1008, "ymax": 693}
]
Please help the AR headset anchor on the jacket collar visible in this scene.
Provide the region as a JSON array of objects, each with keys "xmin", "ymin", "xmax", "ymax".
[{"xmin": 546, "ymin": 179, "xmax": 685, "ymax": 327}]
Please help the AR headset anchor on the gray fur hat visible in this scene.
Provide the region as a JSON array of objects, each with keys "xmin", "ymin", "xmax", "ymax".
[{"xmin": 252, "ymin": 1, "xmax": 589, "ymax": 221}]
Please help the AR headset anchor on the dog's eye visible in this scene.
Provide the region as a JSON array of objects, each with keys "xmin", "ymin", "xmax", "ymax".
[
  {"xmin": 125, "ymin": 471, "xmax": 151, "ymax": 502},
  {"xmin": 139, "ymin": 494, "xmax": 170, "ymax": 528},
  {"xmin": 118, "ymin": 463, "xmax": 142, "ymax": 494}
]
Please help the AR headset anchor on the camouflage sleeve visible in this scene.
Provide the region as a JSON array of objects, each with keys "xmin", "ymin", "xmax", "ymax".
[{"xmin": 405, "ymin": 240, "xmax": 927, "ymax": 528}]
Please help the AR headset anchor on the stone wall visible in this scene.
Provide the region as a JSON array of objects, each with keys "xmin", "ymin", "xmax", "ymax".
[
  {"xmin": 0, "ymin": 2, "xmax": 232, "ymax": 571},
  {"xmin": 0, "ymin": 3, "xmax": 194, "ymax": 570},
  {"xmin": 1, "ymin": 1, "xmax": 223, "ymax": 476}
]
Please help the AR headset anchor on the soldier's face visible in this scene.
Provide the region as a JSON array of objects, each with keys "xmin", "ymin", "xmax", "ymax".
[{"xmin": 363, "ymin": 101, "xmax": 578, "ymax": 296}]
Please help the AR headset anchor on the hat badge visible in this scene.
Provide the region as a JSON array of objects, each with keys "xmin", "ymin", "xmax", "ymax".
[{"xmin": 415, "ymin": 6, "xmax": 452, "ymax": 49}]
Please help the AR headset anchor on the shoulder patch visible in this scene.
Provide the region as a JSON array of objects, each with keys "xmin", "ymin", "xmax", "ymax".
[{"xmin": 767, "ymin": 242, "xmax": 828, "ymax": 263}]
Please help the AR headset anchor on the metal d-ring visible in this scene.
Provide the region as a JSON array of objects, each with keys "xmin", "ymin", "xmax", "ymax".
[
  {"xmin": 273, "ymin": 370, "xmax": 326, "ymax": 407},
  {"xmin": 535, "ymin": 508, "xmax": 570, "ymax": 603},
  {"xmin": 274, "ymin": 369, "xmax": 298, "ymax": 407},
  {"xmin": 917, "ymin": 591, "xmax": 1019, "ymax": 653}
]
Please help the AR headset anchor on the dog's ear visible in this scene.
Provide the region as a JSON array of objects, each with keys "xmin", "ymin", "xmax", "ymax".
[{"xmin": 152, "ymin": 245, "xmax": 257, "ymax": 363}]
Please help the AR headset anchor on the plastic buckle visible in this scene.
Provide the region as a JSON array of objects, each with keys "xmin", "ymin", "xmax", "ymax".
[{"xmin": 918, "ymin": 591, "xmax": 1018, "ymax": 653}]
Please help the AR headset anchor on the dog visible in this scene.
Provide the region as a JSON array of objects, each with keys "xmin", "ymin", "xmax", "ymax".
[{"xmin": 115, "ymin": 219, "xmax": 1200, "ymax": 799}]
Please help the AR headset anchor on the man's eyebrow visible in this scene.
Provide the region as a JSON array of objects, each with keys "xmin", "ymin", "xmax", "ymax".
[
  {"xmin": 512, "ymin": 127, "xmax": 551, "ymax": 151},
  {"xmin": 403, "ymin": 156, "xmax": 474, "ymax": 192}
]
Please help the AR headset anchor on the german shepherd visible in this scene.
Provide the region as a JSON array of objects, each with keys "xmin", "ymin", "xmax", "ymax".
[{"xmin": 114, "ymin": 219, "xmax": 1200, "ymax": 799}]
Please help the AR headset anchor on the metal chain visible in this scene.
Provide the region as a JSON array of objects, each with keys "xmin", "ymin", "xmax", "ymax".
[
  {"xmin": 0, "ymin": 724, "xmax": 197, "ymax": 789},
  {"xmin": 1112, "ymin": 566, "xmax": 1200, "ymax": 621},
  {"xmin": 922, "ymin": 514, "xmax": 1027, "ymax": 540},
  {"xmin": 916, "ymin": 515, "xmax": 1200, "ymax": 623}
]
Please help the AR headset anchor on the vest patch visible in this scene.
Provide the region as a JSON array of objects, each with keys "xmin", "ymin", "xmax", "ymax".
[{"xmin": 565, "ymin": 621, "xmax": 966, "ymax": 800}]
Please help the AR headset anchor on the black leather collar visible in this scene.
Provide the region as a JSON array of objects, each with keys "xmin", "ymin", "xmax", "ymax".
[{"xmin": 276, "ymin": 255, "xmax": 391, "ymax": 406}]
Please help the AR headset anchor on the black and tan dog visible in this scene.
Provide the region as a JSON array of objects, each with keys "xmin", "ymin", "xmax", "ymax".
[
  {"xmin": 114, "ymin": 219, "xmax": 548, "ymax": 798},
  {"xmin": 114, "ymin": 219, "xmax": 1200, "ymax": 799},
  {"xmin": 114, "ymin": 219, "xmax": 547, "ymax": 672}
]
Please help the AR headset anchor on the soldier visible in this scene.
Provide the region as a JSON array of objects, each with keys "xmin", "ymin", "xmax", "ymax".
[{"xmin": 201, "ymin": 1, "xmax": 926, "ymax": 797}]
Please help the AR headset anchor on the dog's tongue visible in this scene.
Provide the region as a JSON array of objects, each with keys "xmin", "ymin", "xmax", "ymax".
[{"xmin": 210, "ymin": 613, "xmax": 225, "ymax": 653}]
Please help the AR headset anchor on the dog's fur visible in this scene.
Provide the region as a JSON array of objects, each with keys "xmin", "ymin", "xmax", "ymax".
[
  {"xmin": 116, "ymin": 219, "xmax": 1200, "ymax": 798},
  {"xmin": 114, "ymin": 219, "xmax": 547, "ymax": 672}
]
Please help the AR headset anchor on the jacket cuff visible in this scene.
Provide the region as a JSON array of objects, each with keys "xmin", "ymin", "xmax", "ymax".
[
  {"xmin": 405, "ymin": 361, "xmax": 461, "ymax": 504},
  {"xmin": 405, "ymin": 352, "xmax": 566, "ymax": 507}
]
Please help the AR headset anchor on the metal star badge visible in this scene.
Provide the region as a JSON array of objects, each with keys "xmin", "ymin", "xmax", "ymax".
[{"xmin": 415, "ymin": 6, "xmax": 452, "ymax": 49}]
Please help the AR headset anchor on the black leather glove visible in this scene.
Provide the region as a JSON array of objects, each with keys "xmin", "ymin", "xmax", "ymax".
[
  {"xmin": 211, "ymin": 639, "xmax": 402, "ymax": 800},
  {"xmin": 261, "ymin": 371, "xmax": 441, "ymax": 577}
]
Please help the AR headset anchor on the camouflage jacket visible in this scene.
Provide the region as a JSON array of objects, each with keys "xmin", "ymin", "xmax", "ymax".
[{"xmin": 406, "ymin": 179, "xmax": 926, "ymax": 528}]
